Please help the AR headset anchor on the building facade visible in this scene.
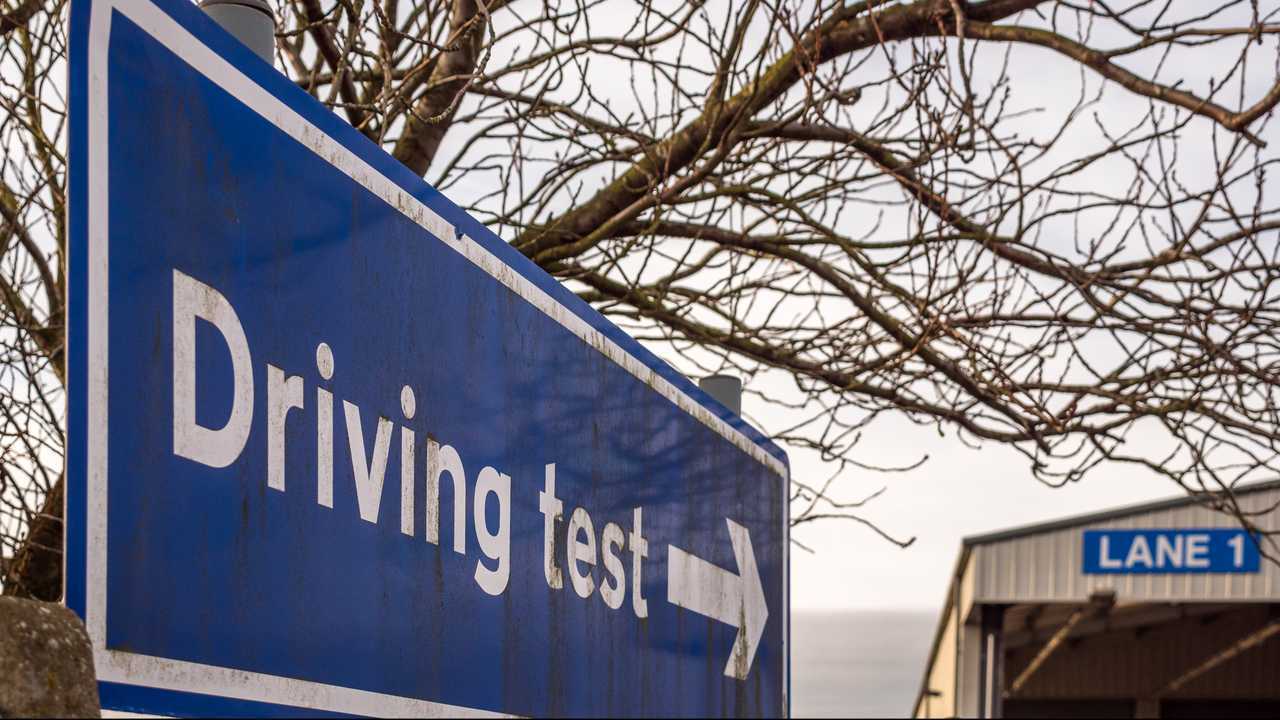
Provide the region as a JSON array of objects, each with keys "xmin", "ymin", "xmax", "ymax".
[{"xmin": 913, "ymin": 482, "xmax": 1280, "ymax": 719}]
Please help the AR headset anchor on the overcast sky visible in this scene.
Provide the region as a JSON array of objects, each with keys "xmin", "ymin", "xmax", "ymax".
[
  {"xmin": 784, "ymin": 408, "xmax": 1176, "ymax": 611},
  {"xmin": 426, "ymin": 2, "xmax": 1280, "ymax": 616}
]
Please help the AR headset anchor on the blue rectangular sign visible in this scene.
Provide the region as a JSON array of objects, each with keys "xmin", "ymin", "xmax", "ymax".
[
  {"xmin": 1082, "ymin": 529, "xmax": 1260, "ymax": 574},
  {"xmin": 67, "ymin": 1, "xmax": 789, "ymax": 716}
]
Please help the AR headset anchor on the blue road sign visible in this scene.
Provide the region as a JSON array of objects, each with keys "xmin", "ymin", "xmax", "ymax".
[
  {"xmin": 1082, "ymin": 529, "xmax": 1260, "ymax": 575},
  {"xmin": 66, "ymin": 0, "xmax": 789, "ymax": 716}
]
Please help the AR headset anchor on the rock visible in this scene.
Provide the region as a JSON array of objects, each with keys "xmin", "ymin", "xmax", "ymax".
[{"xmin": 0, "ymin": 597, "xmax": 100, "ymax": 718}]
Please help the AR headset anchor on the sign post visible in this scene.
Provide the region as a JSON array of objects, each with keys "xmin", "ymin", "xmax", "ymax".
[{"xmin": 66, "ymin": 0, "xmax": 790, "ymax": 716}]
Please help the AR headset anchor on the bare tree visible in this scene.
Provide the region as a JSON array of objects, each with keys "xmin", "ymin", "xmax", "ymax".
[
  {"xmin": 4, "ymin": 0, "xmax": 1280, "ymax": 598},
  {"xmin": 1, "ymin": 0, "xmax": 68, "ymax": 598}
]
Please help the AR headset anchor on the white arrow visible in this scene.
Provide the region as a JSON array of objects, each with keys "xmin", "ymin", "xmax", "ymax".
[{"xmin": 667, "ymin": 518, "xmax": 768, "ymax": 680}]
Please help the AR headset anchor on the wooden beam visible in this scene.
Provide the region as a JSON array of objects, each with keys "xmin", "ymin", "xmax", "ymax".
[
  {"xmin": 1159, "ymin": 618, "xmax": 1280, "ymax": 696},
  {"xmin": 1005, "ymin": 602, "xmax": 1235, "ymax": 649},
  {"xmin": 1006, "ymin": 592, "xmax": 1114, "ymax": 698},
  {"xmin": 1006, "ymin": 606, "xmax": 1087, "ymax": 696}
]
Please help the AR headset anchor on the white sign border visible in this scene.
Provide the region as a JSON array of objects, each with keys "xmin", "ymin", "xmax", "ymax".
[{"xmin": 83, "ymin": 0, "xmax": 789, "ymax": 715}]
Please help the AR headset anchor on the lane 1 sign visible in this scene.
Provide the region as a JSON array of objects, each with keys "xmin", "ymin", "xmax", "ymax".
[
  {"xmin": 1082, "ymin": 529, "xmax": 1260, "ymax": 575},
  {"xmin": 66, "ymin": 0, "xmax": 789, "ymax": 716}
]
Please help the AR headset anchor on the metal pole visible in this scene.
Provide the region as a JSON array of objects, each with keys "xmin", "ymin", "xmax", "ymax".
[
  {"xmin": 200, "ymin": 0, "xmax": 276, "ymax": 63},
  {"xmin": 976, "ymin": 604, "xmax": 1006, "ymax": 718},
  {"xmin": 699, "ymin": 374, "xmax": 743, "ymax": 416}
]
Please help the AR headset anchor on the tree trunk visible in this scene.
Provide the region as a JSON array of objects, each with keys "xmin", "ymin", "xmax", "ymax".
[{"xmin": 3, "ymin": 476, "xmax": 63, "ymax": 601}]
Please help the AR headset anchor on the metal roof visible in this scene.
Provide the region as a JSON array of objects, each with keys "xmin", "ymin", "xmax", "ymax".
[{"xmin": 963, "ymin": 480, "xmax": 1280, "ymax": 547}]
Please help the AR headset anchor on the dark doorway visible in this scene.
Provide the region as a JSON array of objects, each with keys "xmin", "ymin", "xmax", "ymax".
[
  {"xmin": 1004, "ymin": 699, "xmax": 1135, "ymax": 719},
  {"xmin": 1160, "ymin": 700, "xmax": 1280, "ymax": 719}
]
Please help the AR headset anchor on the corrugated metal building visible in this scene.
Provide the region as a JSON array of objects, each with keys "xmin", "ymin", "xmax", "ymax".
[{"xmin": 913, "ymin": 481, "xmax": 1280, "ymax": 719}]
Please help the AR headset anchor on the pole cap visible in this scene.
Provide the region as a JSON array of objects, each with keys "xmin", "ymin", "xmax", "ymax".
[
  {"xmin": 200, "ymin": 0, "xmax": 277, "ymax": 63},
  {"xmin": 201, "ymin": 0, "xmax": 275, "ymax": 20},
  {"xmin": 699, "ymin": 374, "xmax": 743, "ymax": 416}
]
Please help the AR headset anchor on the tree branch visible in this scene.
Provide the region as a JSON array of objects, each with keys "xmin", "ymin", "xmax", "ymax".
[
  {"xmin": 391, "ymin": 0, "xmax": 487, "ymax": 175},
  {"xmin": 952, "ymin": 20, "xmax": 1280, "ymax": 146}
]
